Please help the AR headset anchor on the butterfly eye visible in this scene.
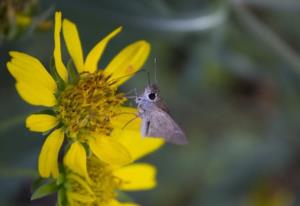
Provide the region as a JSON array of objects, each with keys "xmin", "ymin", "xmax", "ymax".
[{"xmin": 148, "ymin": 93, "xmax": 156, "ymax": 100}]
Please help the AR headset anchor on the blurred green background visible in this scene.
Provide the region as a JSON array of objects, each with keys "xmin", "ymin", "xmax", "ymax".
[{"xmin": 1, "ymin": 0, "xmax": 300, "ymax": 205}]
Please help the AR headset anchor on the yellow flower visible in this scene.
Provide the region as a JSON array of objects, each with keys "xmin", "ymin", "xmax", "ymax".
[
  {"xmin": 15, "ymin": 14, "xmax": 32, "ymax": 27},
  {"xmin": 6, "ymin": 11, "xmax": 164, "ymax": 180},
  {"xmin": 65, "ymin": 131, "xmax": 162, "ymax": 206}
]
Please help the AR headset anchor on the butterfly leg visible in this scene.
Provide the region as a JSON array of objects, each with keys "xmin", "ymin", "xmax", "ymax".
[{"xmin": 141, "ymin": 119, "xmax": 150, "ymax": 137}]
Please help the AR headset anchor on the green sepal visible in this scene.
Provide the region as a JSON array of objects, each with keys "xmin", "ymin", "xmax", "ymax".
[
  {"xmin": 81, "ymin": 142, "xmax": 92, "ymax": 158},
  {"xmin": 31, "ymin": 180, "xmax": 58, "ymax": 200},
  {"xmin": 56, "ymin": 173, "xmax": 65, "ymax": 186},
  {"xmin": 66, "ymin": 59, "xmax": 78, "ymax": 85},
  {"xmin": 57, "ymin": 172, "xmax": 67, "ymax": 206},
  {"xmin": 49, "ymin": 55, "xmax": 59, "ymax": 81},
  {"xmin": 57, "ymin": 187, "xmax": 67, "ymax": 206},
  {"xmin": 50, "ymin": 56, "xmax": 65, "ymax": 91},
  {"xmin": 116, "ymin": 191, "xmax": 134, "ymax": 202},
  {"xmin": 31, "ymin": 177, "xmax": 47, "ymax": 193},
  {"xmin": 34, "ymin": 109, "xmax": 56, "ymax": 116}
]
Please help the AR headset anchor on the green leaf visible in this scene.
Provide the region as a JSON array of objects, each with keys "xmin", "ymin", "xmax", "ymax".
[
  {"xmin": 0, "ymin": 114, "xmax": 27, "ymax": 133},
  {"xmin": 31, "ymin": 177, "xmax": 47, "ymax": 192},
  {"xmin": 31, "ymin": 180, "xmax": 58, "ymax": 200}
]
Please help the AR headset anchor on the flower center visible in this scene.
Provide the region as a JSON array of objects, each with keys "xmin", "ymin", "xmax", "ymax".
[
  {"xmin": 57, "ymin": 71, "xmax": 126, "ymax": 139},
  {"xmin": 88, "ymin": 157, "xmax": 122, "ymax": 204},
  {"xmin": 66, "ymin": 156, "xmax": 122, "ymax": 206}
]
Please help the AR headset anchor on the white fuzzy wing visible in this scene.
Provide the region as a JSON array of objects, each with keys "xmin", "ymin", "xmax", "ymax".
[{"xmin": 141, "ymin": 110, "xmax": 188, "ymax": 145}]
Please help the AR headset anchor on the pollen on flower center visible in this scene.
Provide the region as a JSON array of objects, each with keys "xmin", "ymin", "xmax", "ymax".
[{"xmin": 56, "ymin": 71, "xmax": 126, "ymax": 138}]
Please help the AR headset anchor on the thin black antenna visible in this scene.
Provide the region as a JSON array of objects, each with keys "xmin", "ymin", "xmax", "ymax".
[
  {"xmin": 154, "ymin": 57, "xmax": 157, "ymax": 84},
  {"xmin": 147, "ymin": 71, "xmax": 151, "ymax": 86},
  {"xmin": 108, "ymin": 69, "xmax": 146, "ymax": 85},
  {"xmin": 134, "ymin": 88, "xmax": 137, "ymax": 97}
]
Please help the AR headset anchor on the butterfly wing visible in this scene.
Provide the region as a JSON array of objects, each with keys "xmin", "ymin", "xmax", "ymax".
[{"xmin": 141, "ymin": 109, "xmax": 188, "ymax": 145}]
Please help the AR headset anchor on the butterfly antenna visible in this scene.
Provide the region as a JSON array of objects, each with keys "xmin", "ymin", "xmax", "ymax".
[
  {"xmin": 134, "ymin": 88, "xmax": 138, "ymax": 97},
  {"xmin": 108, "ymin": 69, "xmax": 146, "ymax": 85},
  {"xmin": 154, "ymin": 57, "xmax": 158, "ymax": 84},
  {"xmin": 125, "ymin": 88, "xmax": 137, "ymax": 99},
  {"xmin": 147, "ymin": 71, "xmax": 151, "ymax": 86}
]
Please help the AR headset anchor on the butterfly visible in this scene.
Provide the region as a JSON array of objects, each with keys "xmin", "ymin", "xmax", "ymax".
[{"xmin": 136, "ymin": 84, "xmax": 188, "ymax": 145}]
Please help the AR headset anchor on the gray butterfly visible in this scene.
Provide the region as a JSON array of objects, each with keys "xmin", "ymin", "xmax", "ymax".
[{"xmin": 136, "ymin": 84, "xmax": 188, "ymax": 145}]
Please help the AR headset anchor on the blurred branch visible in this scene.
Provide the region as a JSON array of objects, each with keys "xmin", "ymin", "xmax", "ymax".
[
  {"xmin": 232, "ymin": 0, "xmax": 300, "ymax": 75},
  {"xmin": 65, "ymin": 3, "xmax": 228, "ymax": 33},
  {"xmin": 24, "ymin": 5, "xmax": 54, "ymax": 37},
  {"xmin": 129, "ymin": 7, "xmax": 227, "ymax": 33},
  {"xmin": 0, "ymin": 167, "xmax": 36, "ymax": 178},
  {"xmin": 0, "ymin": 114, "xmax": 26, "ymax": 133},
  {"xmin": 241, "ymin": 0, "xmax": 300, "ymax": 11}
]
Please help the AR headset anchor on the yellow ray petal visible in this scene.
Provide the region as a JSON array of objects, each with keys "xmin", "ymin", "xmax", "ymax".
[
  {"xmin": 64, "ymin": 141, "xmax": 90, "ymax": 182},
  {"xmin": 8, "ymin": 52, "xmax": 56, "ymax": 91},
  {"xmin": 84, "ymin": 27, "xmax": 122, "ymax": 73},
  {"xmin": 66, "ymin": 174, "xmax": 96, "ymax": 204},
  {"xmin": 16, "ymin": 14, "xmax": 31, "ymax": 27},
  {"xmin": 15, "ymin": 82, "xmax": 57, "ymax": 106},
  {"xmin": 112, "ymin": 129, "xmax": 164, "ymax": 161},
  {"xmin": 62, "ymin": 19, "xmax": 84, "ymax": 73},
  {"xmin": 88, "ymin": 134, "xmax": 132, "ymax": 166},
  {"xmin": 38, "ymin": 128, "xmax": 64, "ymax": 178},
  {"xmin": 7, "ymin": 52, "xmax": 57, "ymax": 106},
  {"xmin": 67, "ymin": 192, "xmax": 95, "ymax": 203},
  {"xmin": 114, "ymin": 163, "xmax": 157, "ymax": 191},
  {"xmin": 107, "ymin": 200, "xmax": 139, "ymax": 206},
  {"xmin": 26, "ymin": 114, "xmax": 58, "ymax": 132},
  {"xmin": 111, "ymin": 107, "xmax": 140, "ymax": 131},
  {"xmin": 54, "ymin": 11, "xmax": 68, "ymax": 82},
  {"xmin": 7, "ymin": 61, "xmax": 54, "ymax": 92},
  {"xmin": 67, "ymin": 173, "xmax": 94, "ymax": 196},
  {"xmin": 104, "ymin": 40, "xmax": 150, "ymax": 87}
]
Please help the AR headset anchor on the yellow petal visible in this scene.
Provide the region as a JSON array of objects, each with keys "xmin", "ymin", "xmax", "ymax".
[
  {"xmin": 64, "ymin": 142, "xmax": 90, "ymax": 181},
  {"xmin": 54, "ymin": 11, "xmax": 68, "ymax": 82},
  {"xmin": 111, "ymin": 107, "xmax": 140, "ymax": 131},
  {"xmin": 67, "ymin": 173, "xmax": 94, "ymax": 196},
  {"xmin": 114, "ymin": 163, "xmax": 157, "ymax": 191},
  {"xmin": 16, "ymin": 14, "xmax": 32, "ymax": 27},
  {"xmin": 8, "ymin": 52, "xmax": 56, "ymax": 91},
  {"xmin": 88, "ymin": 134, "xmax": 132, "ymax": 166},
  {"xmin": 15, "ymin": 82, "xmax": 56, "ymax": 107},
  {"xmin": 7, "ymin": 52, "xmax": 57, "ymax": 106},
  {"xmin": 104, "ymin": 40, "xmax": 150, "ymax": 87},
  {"xmin": 66, "ymin": 192, "xmax": 96, "ymax": 206},
  {"xmin": 84, "ymin": 27, "xmax": 122, "ymax": 73},
  {"xmin": 67, "ymin": 192, "xmax": 95, "ymax": 203},
  {"xmin": 66, "ymin": 174, "xmax": 96, "ymax": 204},
  {"xmin": 38, "ymin": 128, "xmax": 64, "ymax": 178},
  {"xmin": 62, "ymin": 19, "xmax": 84, "ymax": 73},
  {"xmin": 26, "ymin": 114, "xmax": 58, "ymax": 132},
  {"xmin": 107, "ymin": 200, "xmax": 139, "ymax": 206},
  {"xmin": 112, "ymin": 129, "xmax": 164, "ymax": 161}
]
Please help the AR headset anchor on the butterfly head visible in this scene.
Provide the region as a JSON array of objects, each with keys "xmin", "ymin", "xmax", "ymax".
[{"xmin": 136, "ymin": 84, "xmax": 161, "ymax": 107}]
